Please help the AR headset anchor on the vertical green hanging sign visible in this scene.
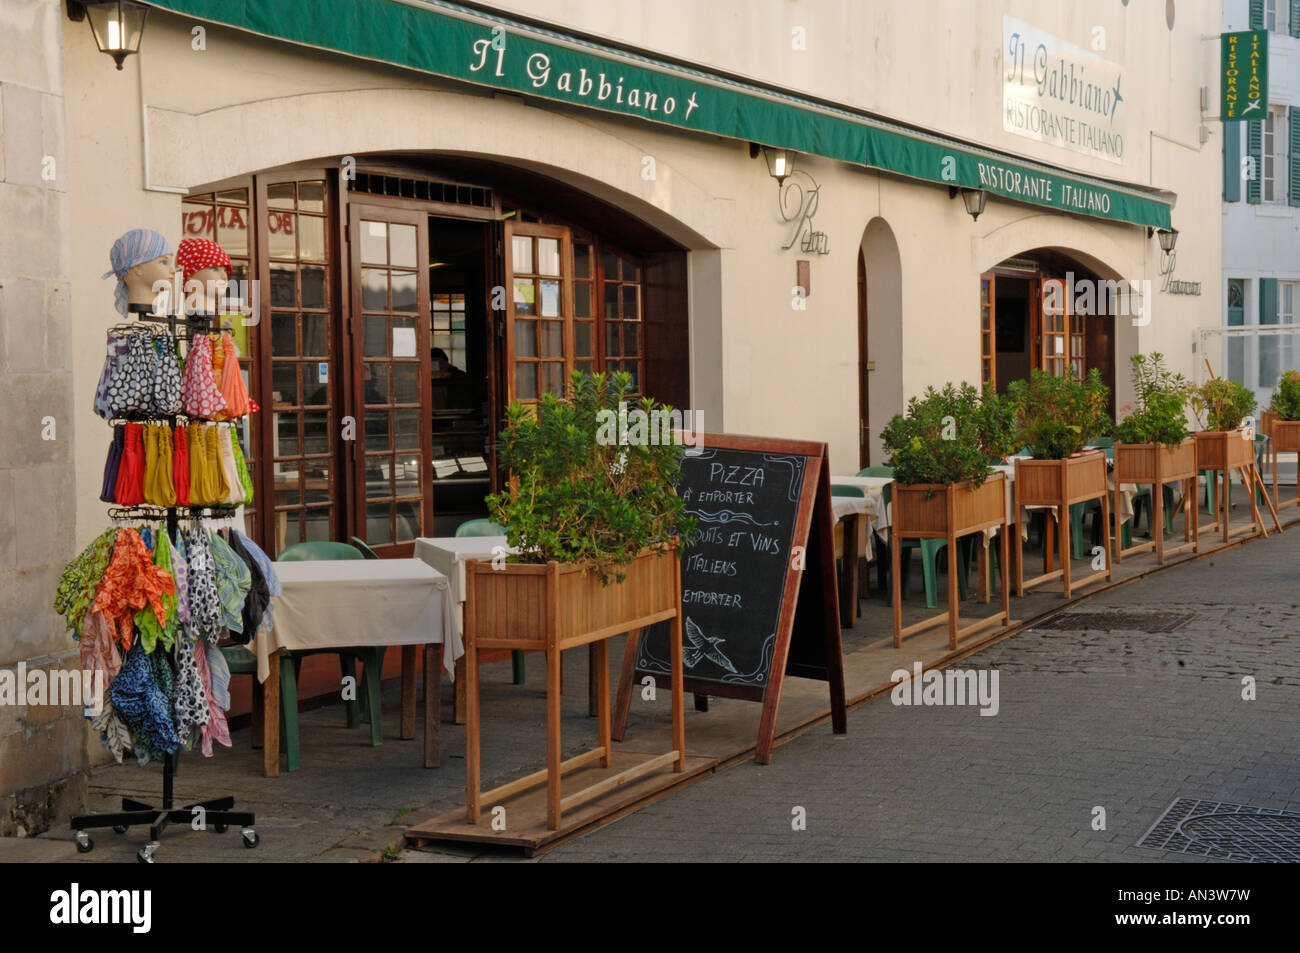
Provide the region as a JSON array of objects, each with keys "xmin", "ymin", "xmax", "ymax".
[{"xmin": 1221, "ymin": 30, "xmax": 1268, "ymax": 122}]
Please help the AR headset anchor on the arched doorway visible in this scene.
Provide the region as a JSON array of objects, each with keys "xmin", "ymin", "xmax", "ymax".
[
  {"xmin": 859, "ymin": 217, "xmax": 903, "ymax": 469},
  {"xmin": 980, "ymin": 249, "xmax": 1118, "ymax": 417},
  {"xmin": 182, "ymin": 155, "xmax": 691, "ymax": 556}
]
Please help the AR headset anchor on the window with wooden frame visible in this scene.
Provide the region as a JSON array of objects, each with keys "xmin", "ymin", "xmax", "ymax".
[
  {"xmin": 1069, "ymin": 311, "xmax": 1086, "ymax": 381},
  {"xmin": 600, "ymin": 247, "xmax": 644, "ymax": 389},
  {"xmin": 262, "ymin": 176, "xmax": 335, "ymax": 553},
  {"xmin": 980, "ymin": 272, "xmax": 996, "ymax": 390},
  {"xmin": 180, "ymin": 185, "xmax": 256, "ymax": 536},
  {"xmin": 1040, "ymin": 278, "xmax": 1068, "ymax": 378}
]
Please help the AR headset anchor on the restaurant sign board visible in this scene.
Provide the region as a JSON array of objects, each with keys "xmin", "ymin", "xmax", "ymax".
[
  {"xmin": 1003, "ymin": 16, "xmax": 1126, "ymax": 165},
  {"xmin": 1221, "ymin": 30, "xmax": 1268, "ymax": 122}
]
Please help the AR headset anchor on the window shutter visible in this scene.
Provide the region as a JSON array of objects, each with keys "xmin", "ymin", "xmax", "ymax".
[
  {"xmin": 1292, "ymin": 1, "xmax": 1300, "ymax": 37},
  {"xmin": 1225, "ymin": 121, "xmax": 1242, "ymax": 202},
  {"xmin": 1290, "ymin": 106, "xmax": 1300, "ymax": 206},
  {"xmin": 1261, "ymin": 278, "xmax": 1278, "ymax": 326},
  {"xmin": 1247, "ymin": 119, "xmax": 1263, "ymax": 204},
  {"xmin": 1250, "ymin": 0, "xmax": 1265, "ymax": 30}
]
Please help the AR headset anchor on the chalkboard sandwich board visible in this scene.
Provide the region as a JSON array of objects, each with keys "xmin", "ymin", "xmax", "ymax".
[{"xmin": 614, "ymin": 433, "xmax": 847, "ymax": 763}]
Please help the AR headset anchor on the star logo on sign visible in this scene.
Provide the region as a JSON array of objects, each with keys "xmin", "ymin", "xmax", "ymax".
[{"xmin": 1110, "ymin": 76, "xmax": 1123, "ymax": 120}]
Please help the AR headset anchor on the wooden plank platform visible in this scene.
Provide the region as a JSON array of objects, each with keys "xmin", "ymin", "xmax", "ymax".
[{"xmin": 405, "ymin": 752, "xmax": 714, "ymax": 855}]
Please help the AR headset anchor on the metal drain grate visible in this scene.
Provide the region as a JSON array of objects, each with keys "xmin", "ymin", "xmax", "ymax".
[
  {"xmin": 1033, "ymin": 611, "xmax": 1193, "ymax": 633},
  {"xmin": 1136, "ymin": 798, "xmax": 1300, "ymax": 862}
]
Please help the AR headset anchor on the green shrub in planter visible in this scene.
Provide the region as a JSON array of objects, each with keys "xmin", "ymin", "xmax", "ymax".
[
  {"xmin": 1007, "ymin": 368, "xmax": 1111, "ymax": 460},
  {"xmin": 1112, "ymin": 352, "xmax": 1192, "ymax": 445},
  {"xmin": 1190, "ymin": 377, "xmax": 1256, "ymax": 432},
  {"xmin": 879, "ymin": 383, "xmax": 1016, "ymax": 487},
  {"xmin": 1269, "ymin": 370, "xmax": 1300, "ymax": 421},
  {"xmin": 486, "ymin": 370, "xmax": 697, "ymax": 583}
]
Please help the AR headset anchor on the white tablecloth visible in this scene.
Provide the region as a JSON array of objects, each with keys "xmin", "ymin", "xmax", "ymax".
[
  {"xmin": 413, "ymin": 536, "xmax": 516, "ymax": 634},
  {"xmin": 256, "ymin": 558, "xmax": 461, "ymax": 683}
]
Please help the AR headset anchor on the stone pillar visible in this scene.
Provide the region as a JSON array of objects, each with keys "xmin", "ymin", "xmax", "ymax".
[{"xmin": 0, "ymin": 0, "xmax": 86, "ymax": 836}]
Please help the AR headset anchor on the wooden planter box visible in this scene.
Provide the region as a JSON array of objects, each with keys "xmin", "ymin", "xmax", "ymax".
[
  {"xmin": 890, "ymin": 474, "xmax": 1010, "ymax": 650},
  {"xmin": 1013, "ymin": 451, "xmax": 1111, "ymax": 598},
  {"xmin": 1193, "ymin": 428, "xmax": 1255, "ymax": 471},
  {"xmin": 1112, "ymin": 439, "xmax": 1197, "ymax": 564},
  {"xmin": 1267, "ymin": 418, "xmax": 1300, "ymax": 511},
  {"xmin": 1260, "ymin": 410, "xmax": 1277, "ymax": 439},
  {"xmin": 1193, "ymin": 429, "xmax": 1277, "ymax": 542},
  {"xmin": 463, "ymin": 543, "xmax": 684, "ymax": 831}
]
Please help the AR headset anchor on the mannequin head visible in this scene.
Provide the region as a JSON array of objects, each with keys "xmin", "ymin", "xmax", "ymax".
[
  {"xmin": 102, "ymin": 228, "xmax": 172, "ymax": 316},
  {"xmin": 176, "ymin": 238, "xmax": 234, "ymax": 315}
]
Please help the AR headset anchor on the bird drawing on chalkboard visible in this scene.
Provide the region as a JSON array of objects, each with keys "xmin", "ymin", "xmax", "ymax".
[{"xmin": 683, "ymin": 617, "xmax": 737, "ymax": 674}]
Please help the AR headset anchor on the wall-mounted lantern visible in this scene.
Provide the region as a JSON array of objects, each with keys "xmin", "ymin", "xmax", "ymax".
[
  {"xmin": 949, "ymin": 186, "xmax": 988, "ymax": 221},
  {"xmin": 67, "ymin": 1, "xmax": 150, "ymax": 71}
]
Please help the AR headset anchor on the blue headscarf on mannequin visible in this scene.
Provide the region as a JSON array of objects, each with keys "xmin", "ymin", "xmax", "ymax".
[{"xmin": 102, "ymin": 228, "xmax": 171, "ymax": 316}]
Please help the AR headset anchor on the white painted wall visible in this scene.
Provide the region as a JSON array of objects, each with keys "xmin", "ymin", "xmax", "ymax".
[
  {"xmin": 61, "ymin": 3, "xmax": 1221, "ymax": 551},
  {"xmin": 1221, "ymin": 0, "xmax": 1300, "ymax": 408}
]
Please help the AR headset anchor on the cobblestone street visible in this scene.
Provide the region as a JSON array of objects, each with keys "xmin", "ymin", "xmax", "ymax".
[{"xmin": 451, "ymin": 526, "xmax": 1300, "ymax": 863}]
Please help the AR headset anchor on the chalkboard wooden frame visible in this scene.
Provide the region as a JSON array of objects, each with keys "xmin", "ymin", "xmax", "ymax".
[{"xmin": 613, "ymin": 433, "xmax": 847, "ymax": 764}]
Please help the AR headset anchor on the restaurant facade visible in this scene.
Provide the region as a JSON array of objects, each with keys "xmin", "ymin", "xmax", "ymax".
[{"xmin": 4, "ymin": 0, "xmax": 1221, "ymax": 821}]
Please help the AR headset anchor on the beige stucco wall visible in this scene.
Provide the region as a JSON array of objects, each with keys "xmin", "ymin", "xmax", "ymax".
[
  {"xmin": 63, "ymin": 3, "xmax": 1222, "ymax": 556},
  {"xmin": 0, "ymin": 0, "xmax": 87, "ymax": 832}
]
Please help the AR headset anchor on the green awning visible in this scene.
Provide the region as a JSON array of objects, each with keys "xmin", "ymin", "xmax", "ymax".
[{"xmin": 142, "ymin": 0, "xmax": 1173, "ymax": 229}]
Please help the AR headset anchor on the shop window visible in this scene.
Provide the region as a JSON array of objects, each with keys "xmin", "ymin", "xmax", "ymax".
[
  {"xmin": 1227, "ymin": 279, "xmax": 1245, "ymax": 384},
  {"xmin": 180, "ymin": 185, "xmax": 256, "ymax": 536},
  {"xmin": 263, "ymin": 178, "xmax": 334, "ymax": 553},
  {"xmin": 601, "ymin": 249, "xmax": 643, "ymax": 389}
]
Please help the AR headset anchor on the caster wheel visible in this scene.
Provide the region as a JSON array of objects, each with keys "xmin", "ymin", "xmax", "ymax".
[
  {"xmin": 137, "ymin": 842, "xmax": 159, "ymax": 864},
  {"xmin": 112, "ymin": 825, "xmax": 128, "ymax": 835},
  {"xmin": 75, "ymin": 832, "xmax": 93, "ymax": 853},
  {"xmin": 213, "ymin": 823, "xmax": 229, "ymax": 834},
  {"xmin": 241, "ymin": 828, "xmax": 260, "ymax": 849}
]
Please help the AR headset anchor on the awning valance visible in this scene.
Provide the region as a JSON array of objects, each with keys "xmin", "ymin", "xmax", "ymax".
[{"xmin": 142, "ymin": 0, "xmax": 1173, "ymax": 229}]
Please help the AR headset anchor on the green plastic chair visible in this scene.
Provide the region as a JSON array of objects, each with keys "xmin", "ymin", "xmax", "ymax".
[
  {"xmin": 349, "ymin": 536, "xmax": 380, "ymax": 559},
  {"xmin": 454, "ymin": 518, "xmax": 507, "ymax": 537},
  {"xmin": 831, "ymin": 484, "xmax": 865, "ymax": 497},
  {"xmin": 453, "ymin": 518, "xmax": 524, "ymax": 684},
  {"xmin": 857, "ymin": 466, "xmax": 895, "ymax": 478},
  {"xmin": 233, "ymin": 540, "xmax": 387, "ymax": 772}
]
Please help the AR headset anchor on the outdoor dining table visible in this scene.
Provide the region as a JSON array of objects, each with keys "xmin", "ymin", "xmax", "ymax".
[
  {"xmin": 253, "ymin": 558, "xmax": 461, "ymax": 777},
  {"xmin": 830, "ymin": 492, "xmax": 871, "ymax": 627},
  {"xmin": 413, "ymin": 536, "xmax": 509, "ymax": 725},
  {"xmin": 832, "ymin": 460, "xmax": 1144, "ymax": 605}
]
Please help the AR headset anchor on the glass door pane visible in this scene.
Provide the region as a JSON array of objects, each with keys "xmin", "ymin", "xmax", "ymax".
[
  {"xmin": 505, "ymin": 222, "xmax": 572, "ymax": 406},
  {"xmin": 349, "ymin": 205, "xmax": 431, "ymax": 552}
]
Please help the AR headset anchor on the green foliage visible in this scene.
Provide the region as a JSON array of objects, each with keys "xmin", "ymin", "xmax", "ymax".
[
  {"xmin": 485, "ymin": 371, "xmax": 696, "ymax": 584},
  {"xmin": 1269, "ymin": 370, "xmax": 1300, "ymax": 421},
  {"xmin": 1007, "ymin": 368, "xmax": 1112, "ymax": 460},
  {"xmin": 879, "ymin": 383, "xmax": 1016, "ymax": 486},
  {"xmin": 1111, "ymin": 353, "xmax": 1192, "ymax": 445},
  {"xmin": 1190, "ymin": 377, "xmax": 1257, "ymax": 432}
]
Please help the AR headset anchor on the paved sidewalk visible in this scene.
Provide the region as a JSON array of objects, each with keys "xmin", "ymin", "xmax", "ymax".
[{"xmin": 409, "ymin": 517, "xmax": 1300, "ymax": 863}]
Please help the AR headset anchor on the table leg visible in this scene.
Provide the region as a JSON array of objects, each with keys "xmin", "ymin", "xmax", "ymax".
[
  {"xmin": 424, "ymin": 644, "xmax": 440, "ymax": 768},
  {"xmin": 843, "ymin": 514, "xmax": 860, "ymax": 624},
  {"xmin": 400, "ymin": 645, "xmax": 416, "ymax": 740},
  {"xmin": 596, "ymin": 639, "xmax": 610, "ymax": 767},
  {"xmin": 263, "ymin": 653, "xmax": 280, "ymax": 778},
  {"xmin": 250, "ymin": 676, "xmax": 263, "ymax": 750},
  {"xmin": 588, "ymin": 642, "xmax": 599, "ymax": 717},
  {"xmin": 454, "ymin": 655, "xmax": 467, "ymax": 725}
]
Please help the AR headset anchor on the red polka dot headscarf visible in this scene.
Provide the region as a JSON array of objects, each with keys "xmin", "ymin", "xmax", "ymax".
[{"xmin": 176, "ymin": 238, "xmax": 232, "ymax": 286}]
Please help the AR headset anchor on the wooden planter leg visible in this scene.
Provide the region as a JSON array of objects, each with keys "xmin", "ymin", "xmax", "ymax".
[
  {"xmin": 946, "ymin": 533, "xmax": 959, "ymax": 650},
  {"xmin": 670, "ymin": 554, "xmax": 685, "ymax": 772},
  {"xmin": 596, "ymin": 639, "xmax": 610, "ymax": 768},
  {"xmin": 1059, "ymin": 507, "xmax": 1071, "ymax": 598},
  {"xmin": 1101, "ymin": 491, "xmax": 1113, "ymax": 583},
  {"xmin": 611, "ymin": 627, "xmax": 641, "ymax": 742},
  {"xmin": 465, "ymin": 643, "xmax": 480, "ymax": 824},
  {"xmin": 1153, "ymin": 477, "xmax": 1165, "ymax": 564},
  {"xmin": 998, "ymin": 519, "xmax": 1010, "ymax": 624},
  {"xmin": 891, "ymin": 527, "xmax": 904, "ymax": 646},
  {"xmin": 1013, "ymin": 497, "xmax": 1025, "ymax": 598}
]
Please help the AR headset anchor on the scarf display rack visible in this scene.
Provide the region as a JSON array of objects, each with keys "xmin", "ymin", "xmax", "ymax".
[{"xmin": 71, "ymin": 308, "xmax": 258, "ymax": 863}]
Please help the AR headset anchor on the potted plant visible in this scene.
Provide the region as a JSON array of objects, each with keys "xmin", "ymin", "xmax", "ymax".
[
  {"xmin": 1189, "ymin": 375, "xmax": 1257, "ymax": 472},
  {"xmin": 1265, "ymin": 369, "xmax": 1300, "ymax": 509},
  {"xmin": 1189, "ymin": 375, "xmax": 1261, "ymax": 540},
  {"xmin": 1110, "ymin": 353, "xmax": 1197, "ymax": 562},
  {"xmin": 1005, "ymin": 368, "xmax": 1112, "ymax": 597},
  {"xmin": 468, "ymin": 371, "xmax": 698, "ymax": 830},
  {"xmin": 879, "ymin": 383, "xmax": 1013, "ymax": 649}
]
